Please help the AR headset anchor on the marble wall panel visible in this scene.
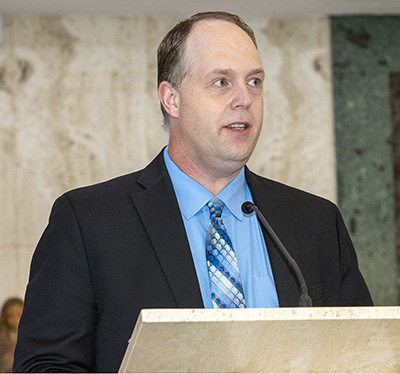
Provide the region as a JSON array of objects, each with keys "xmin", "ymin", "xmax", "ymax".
[
  {"xmin": 250, "ymin": 19, "xmax": 336, "ymax": 202},
  {"xmin": 0, "ymin": 15, "xmax": 335, "ymax": 307}
]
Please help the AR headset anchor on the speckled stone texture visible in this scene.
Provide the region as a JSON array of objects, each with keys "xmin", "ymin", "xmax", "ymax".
[
  {"xmin": 390, "ymin": 74, "xmax": 400, "ymax": 303},
  {"xmin": 331, "ymin": 16, "xmax": 400, "ymax": 305}
]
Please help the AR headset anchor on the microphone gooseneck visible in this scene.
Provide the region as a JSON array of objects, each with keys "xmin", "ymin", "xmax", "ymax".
[{"xmin": 241, "ymin": 201, "xmax": 312, "ymax": 307}]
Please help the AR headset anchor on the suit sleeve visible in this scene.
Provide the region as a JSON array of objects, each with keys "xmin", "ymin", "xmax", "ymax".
[
  {"xmin": 335, "ymin": 206, "xmax": 374, "ymax": 306},
  {"xmin": 13, "ymin": 195, "xmax": 97, "ymax": 372}
]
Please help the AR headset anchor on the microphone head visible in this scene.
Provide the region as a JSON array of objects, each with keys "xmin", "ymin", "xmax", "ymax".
[{"xmin": 241, "ymin": 201, "xmax": 255, "ymax": 214}]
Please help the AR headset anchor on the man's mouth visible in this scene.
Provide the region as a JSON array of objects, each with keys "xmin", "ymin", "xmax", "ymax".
[{"xmin": 226, "ymin": 123, "xmax": 247, "ymax": 131}]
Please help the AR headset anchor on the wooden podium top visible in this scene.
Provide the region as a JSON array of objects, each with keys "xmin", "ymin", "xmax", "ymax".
[{"xmin": 119, "ymin": 307, "xmax": 400, "ymax": 373}]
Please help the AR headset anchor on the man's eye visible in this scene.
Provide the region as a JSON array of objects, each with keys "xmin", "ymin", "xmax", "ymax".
[
  {"xmin": 248, "ymin": 78, "xmax": 262, "ymax": 87},
  {"xmin": 214, "ymin": 79, "xmax": 228, "ymax": 87}
]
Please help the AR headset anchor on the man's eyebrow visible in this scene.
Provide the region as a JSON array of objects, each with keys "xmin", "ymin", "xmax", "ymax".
[
  {"xmin": 249, "ymin": 68, "xmax": 265, "ymax": 77},
  {"xmin": 206, "ymin": 68, "xmax": 265, "ymax": 77},
  {"xmin": 206, "ymin": 68, "xmax": 234, "ymax": 77}
]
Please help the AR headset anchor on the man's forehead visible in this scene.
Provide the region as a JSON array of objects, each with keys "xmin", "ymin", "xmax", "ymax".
[
  {"xmin": 183, "ymin": 19, "xmax": 262, "ymax": 70},
  {"xmin": 187, "ymin": 18, "xmax": 254, "ymax": 46}
]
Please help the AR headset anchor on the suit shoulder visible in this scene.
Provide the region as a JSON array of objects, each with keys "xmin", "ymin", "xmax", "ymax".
[
  {"xmin": 62, "ymin": 150, "xmax": 166, "ymax": 203},
  {"xmin": 49, "ymin": 170, "xmax": 146, "ymax": 219},
  {"xmin": 53, "ymin": 150, "xmax": 167, "ymax": 216},
  {"xmin": 66, "ymin": 169, "xmax": 143, "ymax": 199},
  {"xmin": 246, "ymin": 169, "xmax": 337, "ymax": 211}
]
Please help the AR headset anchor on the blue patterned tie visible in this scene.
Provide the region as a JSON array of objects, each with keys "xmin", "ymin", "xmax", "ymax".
[{"xmin": 206, "ymin": 198, "xmax": 246, "ymax": 308}]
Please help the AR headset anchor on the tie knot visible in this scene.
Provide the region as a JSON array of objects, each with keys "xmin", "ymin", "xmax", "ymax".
[{"xmin": 207, "ymin": 197, "xmax": 224, "ymax": 218}]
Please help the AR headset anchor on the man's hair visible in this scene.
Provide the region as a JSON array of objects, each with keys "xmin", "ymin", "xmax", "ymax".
[{"xmin": 157, "ymin": 11, "xmax": 258, "ymax": 130}]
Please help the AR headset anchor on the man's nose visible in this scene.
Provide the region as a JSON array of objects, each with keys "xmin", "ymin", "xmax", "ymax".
[{"xmin": 231, "ymin": 83, "xmax": 252, "ymax": 109}]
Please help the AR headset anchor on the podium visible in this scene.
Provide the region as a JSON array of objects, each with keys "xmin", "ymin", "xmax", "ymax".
[{"xmin": 119, "ymin": 307, "xmax": 400, "ymax": 373}]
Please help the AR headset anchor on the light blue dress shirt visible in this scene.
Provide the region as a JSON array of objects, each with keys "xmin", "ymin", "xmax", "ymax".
[{"xmin": 163, "ymin": 147, "xmax": 279, "ymax": 308}]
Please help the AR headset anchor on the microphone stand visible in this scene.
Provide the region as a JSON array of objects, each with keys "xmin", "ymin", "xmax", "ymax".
[{"xmin": 242, "ymin": 201, "xmax": 312, "ymax": 307}]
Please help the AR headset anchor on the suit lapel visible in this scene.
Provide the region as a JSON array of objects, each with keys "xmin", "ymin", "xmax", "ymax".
[
  {"xmin": 246, "ymin": 169, "xmax": 301, "ymax": 307},
  {"xmin": 131, "ymin": 151, "xmax": 204, "ymax": 308}
]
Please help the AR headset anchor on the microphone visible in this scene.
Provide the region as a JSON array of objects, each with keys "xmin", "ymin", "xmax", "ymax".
[{"xmin": 242, "ymin": 201, "xmax": 312, "ymax": 307}]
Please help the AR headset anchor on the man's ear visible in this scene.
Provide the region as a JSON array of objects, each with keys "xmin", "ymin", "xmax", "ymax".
[{"xmin": 158, "ymin": 81, "xmax": 180, "ymax": 119}]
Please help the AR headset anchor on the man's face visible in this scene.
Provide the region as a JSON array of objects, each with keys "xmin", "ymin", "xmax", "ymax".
[{"xmin": 168, "ymin": 19, "xmax": 264, "ymax": 180}]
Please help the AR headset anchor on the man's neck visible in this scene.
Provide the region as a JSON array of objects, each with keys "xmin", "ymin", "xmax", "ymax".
[{"xmin": 167, "ymin": 146, "xmax": 242, "ymax": 196}]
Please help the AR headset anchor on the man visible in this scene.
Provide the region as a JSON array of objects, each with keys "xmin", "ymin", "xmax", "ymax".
[{"xmin": 14, "ymin": 11, "xmax": 372, "ymax": 373}]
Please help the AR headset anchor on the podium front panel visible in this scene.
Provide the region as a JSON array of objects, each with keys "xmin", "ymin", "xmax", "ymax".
[{"xmin": 119, "ymin": 307, "xmax": 400, "ymax": 373}]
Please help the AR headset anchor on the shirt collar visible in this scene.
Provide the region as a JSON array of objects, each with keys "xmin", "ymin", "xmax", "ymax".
[
  {"xmin": 217, "ymin": 169, "xmax": 247, "ymax": 221},
  {"xmin": 163, "ymin": 147, "xmax": 247, "ymax": 221}
]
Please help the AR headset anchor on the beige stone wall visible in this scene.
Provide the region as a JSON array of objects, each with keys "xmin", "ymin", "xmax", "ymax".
[{"xmin": 0, "ymin": 15, "xmax": 335, "ymax": 306}]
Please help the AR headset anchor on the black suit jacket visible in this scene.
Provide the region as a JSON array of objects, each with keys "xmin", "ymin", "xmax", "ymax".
[{"xmin": 14, "ymin": 150, "xmax": 372, "ymax": 372}]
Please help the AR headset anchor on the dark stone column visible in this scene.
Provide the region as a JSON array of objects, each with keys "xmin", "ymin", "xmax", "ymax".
[
  {"xmin": 390, "ymin": 74, "xmax": 400, "ymax": 304},
  {"xmin": 331, "ymin": 16, "xmax": 400, "ymax": 305}
]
